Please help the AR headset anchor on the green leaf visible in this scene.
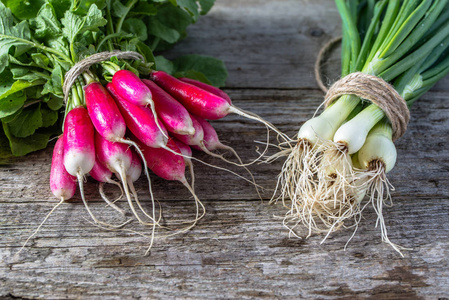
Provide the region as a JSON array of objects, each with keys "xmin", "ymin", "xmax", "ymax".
[
  {"xmin": 47, "ymin": 36, "xmax": 71, "ymax": 66},
  {"xmin": 44, "ymin": 94, "xmax": 64, "ymax": 110},
  {"xmin": 198, "ymin": 0, "xmax": 214, "ymax": 15},
  {"xmin": 172, "ymin": 54, "xmax": 228, "ymax": 87},
  {"xmin": 111, "ymin": 0, "xmax": 128, "ymax": 18},
  {"xmin": 42, "ymin": 64, "xmax": 64, "ymax": 96},
  {"xmin": 0, "ymin": 69, "xmax": 14, "ymax": 96},
  {"xmin": 0, "ymin": 126, "xmax": 12, "ymax": 160},
  {"xmin": 123, "ymin": 18, "xmax": 148, "ymax": 41},
  {"xmin": 129, "ymin": 2, "xmax": 157, "ymax": 17},
  {"xmin": 2, "ymin": 122, "xmax": 51, "ymax": 156},
  {"xmin": 10, "ymin": 68, "xmax": 46, "ymax": 82},
  {"xmin": 48, "ymin": 0, "xmax": 71, "ymax": 19},
  {"xmin": 2, "ymin": 0, "xmax": 45, "ymax": 20},
  {"xmin": 135, "ymin": 41, "xmax": 155, "ymax": 65},
  {"xmin": 41, "ymin": 106, "xmax": 58, "ymax": 127},
  {"xmin": 7, "ymin": 104, "xmax": 43, "ymax": 137},
  {"xmin": 30, "ymin": 3, "xmax": 62, "ymax": 39},
  {"xmin": 0, "ymin": 3, "xmax": 33, "ymax": 73},
  {"xmin": 147, "ymin": 18, "xmax": 181, "ymax": 43},
  {"xmin": 31, "ymin": 53, "xmax": 51, "ymax": 69},
  {"xmin": 173, "ymin": 69, "xmax": 211, "ymax": 85},
  {"xmin": 0, "ymin": 79, "xmax": 44, "ymax": 100},
  {"xmin": 154, "ymin": 55, "xmax": 174, "ymax": 74},
  {"xmin": 71, "ymin": 0, "xmax": 106, "ymax": 15},
  {"xmin": 154, "ymin": 3, "xmax": 192, "ymax": 34},
  {"xmin": 61, "ymin": 4, "xmax": 106, "ymax": 44},
  {"xmin": 177, "ymin": 0, "xmax": 200, "ymax": 21},
  {"xmin": 0, "ymin": 91, "xmax": 26, "ymax": 118}
]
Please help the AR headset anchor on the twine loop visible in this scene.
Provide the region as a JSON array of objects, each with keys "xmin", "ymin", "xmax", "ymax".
[
  {"xmin": 63, "ymin": 51, "xmax": 144, "ymax": 104},
  {"xmin": 315, "ymin": 38, "xmax": 410, "ymax": 141}
]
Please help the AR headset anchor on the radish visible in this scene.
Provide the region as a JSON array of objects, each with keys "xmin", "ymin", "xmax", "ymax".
[
  {"xmin": 179, "ymin": 77, "xmax": 232, "ymax": 104},
  {"xmin": 172, "ymin": 138, "xmax": 195, "ymax": 190},
  {"xmin": 62, "ymin": 106, "xmax": 114, "ymax": 227},
  {"xmin": 95, "ymin": 131, "xmax": 157, "ymax": 227},
  {"xmin": 90, "ymin": 159, "xmax": 126, "ymax": 216},
  {"xmin": 171, "ymin": 113, "xmax": 234, "ymax": 162},
  {"xmin": 51, "ymin": 136, "xmax": 77, "ymax": 202},
  {"xmin": 142, "ymin": 79, "xmax": 195, "ymax": 135},
  {"xmin": 150, "ymin": 71, "xmax": 230, "ymax": 120},
  {"xmin": 63, "ymin": 107, "xmax": 96, "ymax": 177},
  {"xmin": 149, "ymin": 71, "xmax": 287, "ymax": 139},
  {"xmin": 106, "ymin": 83, "xmax": 168, "ymax": 149},
  {"xmin": 111, "ymin": 69, "xmax": 167, "ymax": 138},
  {"xmin": 194, "ymin": 116, "xmax": 244, "ymax": 161},
  {"xmin": 84, "ymin": 79, "xmax": 158, "ymax": 228},
  {"xmin": 84, "ymin": 81, "xmax": 126, "ymax": 141}
]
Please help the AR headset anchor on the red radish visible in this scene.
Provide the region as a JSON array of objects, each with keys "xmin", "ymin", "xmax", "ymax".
[
  {"xmin": 172, "ymin": 138, "xmax": 195, "ymax": 190},
  {"xmin": 150, "ymin": 71, "xmax": 230, "ymax": 120},
  {"xmin": 83, "ymin": 80, "xmax": 155, "ymax": 219},
  {"xmin": 51, "ymin": 136, "xmax": 76, "ymax": 201},
  {"xmin": 111, "ymin": 70, "xmax": 167, "ymax": 138},
  {"xmin": 179, "ymin": 77, "xmax": 232, "ymax": 104},
  {"xmin": 175, "ymin": 114, "xmax": 245, "ymax": 165},
  {"xmin": 127, "ymin": 149, "xmax": 143, "ymax": 183},
  {"xmin": 142, "ymin": 79, "xmax": 195, "ymax": 135},
  {"xmin": 61, "ymin": 106, "xmax": 116, "ymax": 227},
  {"xmin": 84, "ymin": 82, "xmax": 126, "ymax": 141},
  {"xmin": 107, "ymin": 83, "xmax": 168, "ymax": 148},
  {"xmin": 63, "ymin": 107, "xmax": 95, "ymax": 177},
  {"xmin": 150, "ymin": 71, "xmax": 288, "ymax": 146},
  {"xmin": 90, "ymin": 159, "xmax": 125, "ymax": 216},
  {"xmin": 171, "ymin": 113, "xmax": 205, "ymax": 150},
  {"xmin": 141, "ymin": 138, "xmax": 186, "ymax": 181},
  {"xmin": 195, "ymin": 117, "xmax": 246, "ymax": 164},
  {"xmin": 95, "ymin": 131, "xmax": 158, "ymax": 241}
]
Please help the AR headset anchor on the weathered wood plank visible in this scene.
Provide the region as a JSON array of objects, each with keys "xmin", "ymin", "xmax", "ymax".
[{"xmin": 1, "ymin": 0, "xmax": 449, "ymax": 299}]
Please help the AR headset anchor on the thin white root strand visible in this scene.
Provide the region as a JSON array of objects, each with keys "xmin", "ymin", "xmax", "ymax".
[
  {"xmin": 363, "ymin": 162, "xmax": 410, "ymax": 257},
  {"xmin": 163, "ymin": 145, "xmax": 264, "ymax": 191},
  {"xmin": 229, "ymin": 105, "xmax": 290, "ymax": 142},
  {"xmin": 128, "ymin": 179, "xmax": 163, "ymax": 226},
  {"xmin": 116, "ymin": 168, "xmax": 156, "ymax": 228},
  {"xmin": 147, "ymin": 101, "xmax": 169, "ymax": 140},
  {"xmin": 187, "ymin": 161, "xmax": 195, "ymax": 191},
  {"xmin": 99, "ymin": 181, "xmax": 126, "ymax": 216},
  {"xmin": 154, "ymin": 179, "xmax": 206, "ymax": 242},
  {"xmin": 77, "ymin": 173, "xmax": 132, "ymax": 229},
  {"xmin": 16, "ymin": 197, "xmax": 65, "ymax": 255},
  {"xmin": 103, "ymin": 178, "xmax": 125, "ymax": 204},
  {"xmin": 200, "ymin": 142, "xmax": 263, "ymax": 199},
  {"xmin": 119, "ymin": 138, "xmax": 161, "ymax": 224},
  {"xmin": 221, "ymin": 144, "xmax": 264, "ymax": 199}
]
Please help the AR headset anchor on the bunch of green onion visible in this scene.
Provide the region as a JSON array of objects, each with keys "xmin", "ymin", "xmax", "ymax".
[{"xmin": 271, "ymin": 0, "xmax": 449, "ymax": 255}]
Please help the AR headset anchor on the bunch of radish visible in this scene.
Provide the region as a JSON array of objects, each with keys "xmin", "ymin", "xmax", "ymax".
[{"xmin": 31, "ymin": 64, "xmax": 279, "ymax": 253}]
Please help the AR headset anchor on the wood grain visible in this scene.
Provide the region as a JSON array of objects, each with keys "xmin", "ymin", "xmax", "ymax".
[{"xmin": 1, "ymin": 1, "xmax": 449, "ymax": 299}]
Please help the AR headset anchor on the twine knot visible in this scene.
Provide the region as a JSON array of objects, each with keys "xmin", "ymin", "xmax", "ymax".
[
  {"xmin": 62, "ymin": 51, "xmax": 144, "ymax": 104},
  {"xmin": 315, "ymin": 38, "xmax": 410, "ymax": 141}
]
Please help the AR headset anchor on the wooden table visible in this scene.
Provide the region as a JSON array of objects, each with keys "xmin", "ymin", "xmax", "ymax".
[{"xmin": 2, "ymin": 1, "xmax": 449, "ymax": 298}]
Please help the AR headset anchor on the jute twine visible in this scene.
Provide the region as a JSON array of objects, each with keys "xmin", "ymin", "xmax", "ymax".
[
  {"xmin": 62, "ymin": 51, "xmax": 144, "ymax": 104},
  {"xmin": 314, "ymin": 38, "xmax": 410, "ymax": 141}
]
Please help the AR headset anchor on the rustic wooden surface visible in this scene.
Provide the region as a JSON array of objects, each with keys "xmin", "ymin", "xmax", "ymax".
[{"xmin": 1, "ymin": 0, "xmax": 449, "ymax": 299}]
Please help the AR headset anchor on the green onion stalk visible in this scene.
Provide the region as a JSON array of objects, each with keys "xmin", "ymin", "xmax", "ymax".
[{"xmin": 273, "ymin": 0, "xmax": 449, "ymax": 255}]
